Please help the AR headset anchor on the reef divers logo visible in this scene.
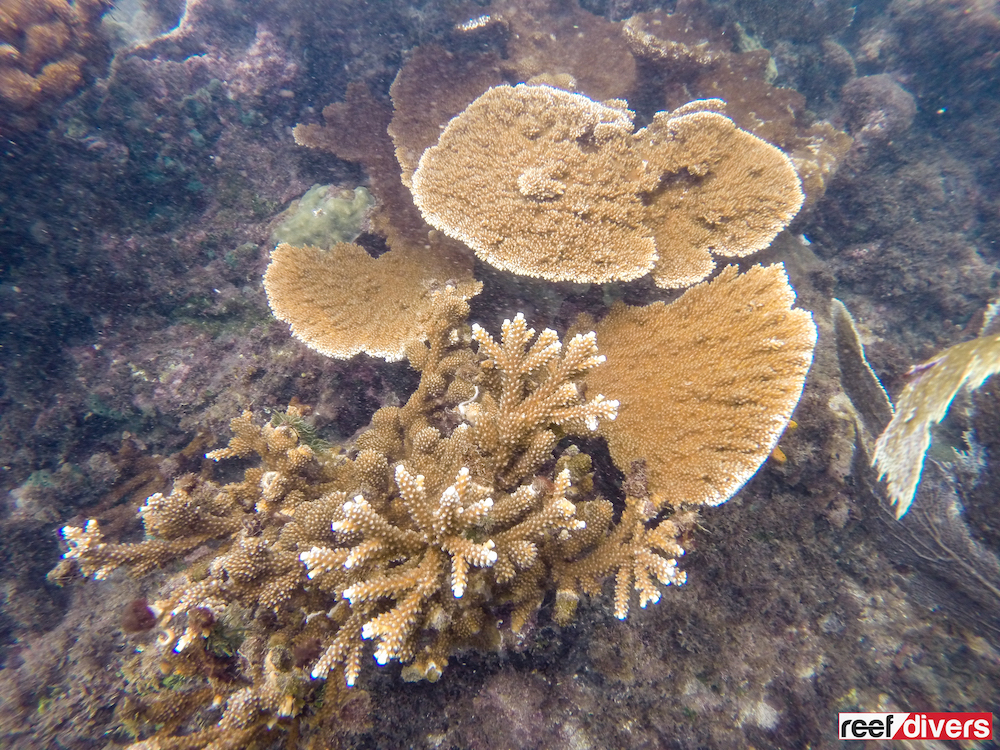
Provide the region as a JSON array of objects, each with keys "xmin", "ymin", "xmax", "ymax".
[{"xmin": 838, "ymin": 712, "xmax": 993, "ymax": 740}]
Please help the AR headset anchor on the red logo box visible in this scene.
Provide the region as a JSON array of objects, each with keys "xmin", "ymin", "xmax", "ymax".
[{"xmin": 838, "ymin": 712, "xmax": 993, "ymax": 740}]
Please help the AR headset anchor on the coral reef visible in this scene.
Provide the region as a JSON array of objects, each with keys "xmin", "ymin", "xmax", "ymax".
[
  {"xmin": 55, "ymin": 296, "xmax": 706, "ymax": 745},
  {"xmin": 6, "ymin": 1, "xmax": 1000, "ymax": 749}
]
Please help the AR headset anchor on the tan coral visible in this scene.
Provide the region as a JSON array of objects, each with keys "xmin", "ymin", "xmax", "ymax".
[
  {"xmin": 0, "ymin": 0, "xmax": 109, "ymax": 134},
  {"xmin": 60, "ymin": 286, "xmax": 803, "ymax": 744},
  {"xmin": 626, "ymin": 2, "xmax": 851, "ymax": 204},
  {"xmin": 412, "ymin": 84, "xmax": 803, "ymax": 288},
  {"xmin": 262, "ymin": 239, "xmax": 481, "ymax": 361},
  {"xmin": 469, "ymin": 313, "xmax": 620, "ymax": 484},
  {"xmin": 490, "ymin": 0, "xmax": 637, "ymax": 101},
  {"xmin": 388, "ymin": 44, "xmax": 503, "ymax": 188},
  {"xmin": 558, "ymin": 494, "xmax": 690, "ymax": 621},
  {"xmin": 586, "ymin": 264, "xmax": 816, "ymax": 507},
  {"xmin": 411, "ymin": 83, "xmax": 657, "ymax": 284},
  {"xmin": 638, "ymin": 105, "xmax": 805, "ymax": 288}
]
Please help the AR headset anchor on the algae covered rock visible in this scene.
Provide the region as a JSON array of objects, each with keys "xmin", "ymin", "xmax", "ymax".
[{"xmin": 271, "ymin": 184, "xmax": 374, "ymax": 249}]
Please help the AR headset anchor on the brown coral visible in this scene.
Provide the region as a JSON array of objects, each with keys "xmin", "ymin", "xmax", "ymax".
[
  {"xmin": 411, "ymin": 83, "xmax": 656, "ymax": 284},
  {"xmin": 622, "ymin": 6, "xmax": 730, "ymax": 70},
  {"xmin": 388, "ymin": 44, "xmax": 503, "ymax": 188},
  {"xmin": 639, "ymin": 102, "xmax": 805, "ymax": 288},
  {"xmin": 262, "ymin": 238, "xmax": 480, "ymax": 361},
  {"xmin": 58, "ymin": 301, "xmax": 688, "ymax": 720},
  {"xmin": 586, "ymin": 264, "xmax": 817, "ymax": 507},
  {"xmin": 490, "ymin": 0, "xmax": 637, "ymax": 101},
  {"xmin": 412, "ymin": 84, "xmax": 803, "ymax": 288},
  {"xmin": 0, "ymin": 0, "xmax": 110, "ymax": 134},
  {"xmin": 624, "ymin": 2, "xmax": 851, "ymax": 203}
]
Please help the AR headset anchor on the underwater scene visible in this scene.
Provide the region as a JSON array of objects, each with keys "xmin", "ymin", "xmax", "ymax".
[{"xmin": 2, "ymin": 0, "xmax": 999, "ymax": 747}]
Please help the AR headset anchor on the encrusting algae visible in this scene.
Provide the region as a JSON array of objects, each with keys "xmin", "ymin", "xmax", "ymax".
[{"xmin": 50, "ymin": 5, "xmax": 831, "ymax": 744}]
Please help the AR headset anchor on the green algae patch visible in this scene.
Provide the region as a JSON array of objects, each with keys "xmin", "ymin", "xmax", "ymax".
[{"xmin": 271, "ymin": 184, "xmax": 374, "ymax": 249}]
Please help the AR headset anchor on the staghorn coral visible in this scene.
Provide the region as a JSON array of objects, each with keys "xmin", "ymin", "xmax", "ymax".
[
  {"xmin": 298, "ymin": 307, "xmax": 626, "ymax": 685},
  {"xmin": 56, "ymin": 407, "xmax": 368, "ymax": 748},
  {"xmin": 586, "ymin": 264, "xmax": 817, "ymax": 507},
  {"xmin": 411, "ymin": 84, "xmax": 803, "ymax": 289},
  {"xmin": 0, "ymin": 0, "xmax": 110, "ymax": 134},
  {"xmin": 55, "ymin": 301, "xmax": 703, "ymax": 746},
  {"xmin": 873, "ymin": 331, "xmax": 1000, "ymax": 518},
  {"xmin": 262, "ymin": 238, "xmax": 480, "ymax": 362}
]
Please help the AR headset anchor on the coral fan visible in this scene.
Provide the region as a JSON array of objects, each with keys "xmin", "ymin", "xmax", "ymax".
[
  {"xmin": 263, "ymin": 239, "xmax": 480, "ymax": 361},
  {"xmin": 587, "ymin": 264, "xmax": 817, "ymax": 506},
  {"xmin": 873, "ymin": 331, "xmax": 1000, "ymax": 517}
]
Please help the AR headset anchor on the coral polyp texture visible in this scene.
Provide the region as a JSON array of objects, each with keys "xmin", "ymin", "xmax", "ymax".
[
  {"xmin": 411, "ymin": 84, "xmax": 803, "ymax": 288},
  {"xmin": 0, "ymin": 0, "xmax": 110, "ymax": 133},
  {"xmin": 623, "ymin": 2, "xmax": 852, "ymax": 204},
  {"xmin": 586, "ymin": 264, "xmax": 817, "ymax": 507},
  {"xmin": 56, "ymin": 298, "xmax": 712, "ymax": 746},
  {"xmin": 263, "ymin": 239, "xmax": 480, "ymax": 361}
]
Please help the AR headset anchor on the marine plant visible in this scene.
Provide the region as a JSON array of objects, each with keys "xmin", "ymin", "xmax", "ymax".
[{"xmin": 873, "ymin": 331, "xmax": 1000, "ymax": 517}]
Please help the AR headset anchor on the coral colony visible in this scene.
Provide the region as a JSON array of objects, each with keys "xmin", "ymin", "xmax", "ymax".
[
  {"xmin": 0, "ymin": 0, "xmax": 992, "ymax": 745},
  {"xmin": 56, "ymin": 80, "xmax": 818, "ymax": 750},
  {"xmin": 60, "ymin": 0, "xmax": 985, "ymax": 746}
]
